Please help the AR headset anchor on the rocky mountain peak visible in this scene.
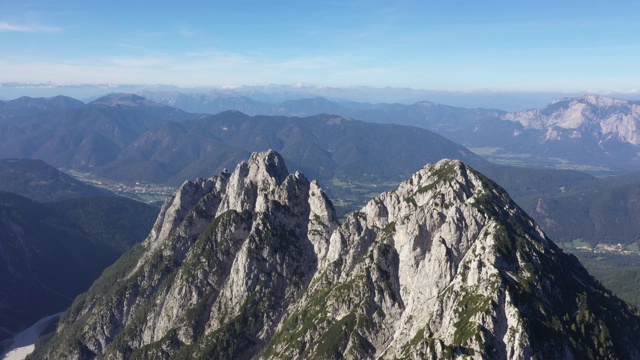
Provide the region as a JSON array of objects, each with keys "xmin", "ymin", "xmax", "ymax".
[
  {"xmin": 548, "ymin": 94, "xmax": 628, "ymax": 108},
  {"xmin": 218, "ymin": 149, "xmax": 299, "ymax": 214},
  {"xmin": 580, "ymin": 94, "xmax": 628, "ymax": 107},
  {"xmin": 502, "ymin": 95, "xmax": 640, "ymax": 145},
  {"xmin": 246, "ymin": 149, "xmax": 289, "ymax": 184},
  {"xmin": 31, "ymin": 151, "xmax": 640, "ymax": 360}
]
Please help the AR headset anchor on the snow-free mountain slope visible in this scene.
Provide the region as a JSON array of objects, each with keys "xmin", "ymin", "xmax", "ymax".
[
  {"xmin": 0, "ymin": 158, "xmax": 112, "ymax": 202},
  {"xmin": 0, "ymin": 93, "xmax": 198, "ymax": 169},
  {"xmin": 0, "ymin": 95, "xmax": 85, "ymax": 119},
  {"xmin": 502, "ymin": 95, "xmax": 640, "ymax": 145},
  {"xmin": 31, "ymin": 150, "xmax": 640, "ymax": 359},
  {"xmin": 0, "ymin": 191, "xmax": 156, "ymax": 348}
]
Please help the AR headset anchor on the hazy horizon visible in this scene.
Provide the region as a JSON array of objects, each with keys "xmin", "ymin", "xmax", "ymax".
[{"xmin": 3, "ymin": 82, "xmax": 640, "ymax": 112}]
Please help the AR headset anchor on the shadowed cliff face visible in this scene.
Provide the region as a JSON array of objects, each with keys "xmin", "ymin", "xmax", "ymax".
[{"xmin": 32, "ymin": 150, "xmax": 640, "ymax": 360}]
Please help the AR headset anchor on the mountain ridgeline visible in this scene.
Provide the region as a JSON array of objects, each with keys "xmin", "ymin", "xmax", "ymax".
[
  {"xmin": 32, "ymin": 151, "xmax": 640, "ymax": 359},
  {"xmin": 5, "ymin": 92, "xmax": 640, "ymax": 175},
  {"xmin": 0, "ymin": 158, "xmax": 112, "ymax": 202},
  {"xmin": 140, "ymin": 91, "xmax": 640, "ymax": 173},
  {"xmin": 0, "ymin": 94, "xmax": 199, "ymax": 170}
]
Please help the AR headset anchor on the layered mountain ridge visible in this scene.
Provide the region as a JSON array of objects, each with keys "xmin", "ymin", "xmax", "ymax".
[
  {"xmin": 32, "ymin": 150, "xmax": 640, "ymax": 359},
  {"xmin": 138, "ymin": 91, "xmax": 640, "ymax": 172}
]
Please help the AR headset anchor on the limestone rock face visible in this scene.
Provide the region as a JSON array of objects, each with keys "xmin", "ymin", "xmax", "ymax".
[
  {"xmin": 32, "ymin": 151, "xmax": 640, "ymax": 360},
  {"xmin": 502, "ymin": 94, "xmax": 640, "ymax": 145}
]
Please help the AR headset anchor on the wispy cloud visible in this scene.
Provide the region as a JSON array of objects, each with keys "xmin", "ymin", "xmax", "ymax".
[
  {"xmin": 0, "ymin": 21, "xmax": 64, "ymax": 33},
  {"xmin": 113, "ymin": 43, "xmax": 147, "ymax": 50}
]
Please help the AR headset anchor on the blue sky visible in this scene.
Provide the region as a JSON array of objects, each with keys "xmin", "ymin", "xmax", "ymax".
[{"xmin": 1, "ymin": 0, "xmax": 639, "ymax": 92}]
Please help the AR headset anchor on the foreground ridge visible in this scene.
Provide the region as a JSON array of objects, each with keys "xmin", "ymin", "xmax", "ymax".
[{"xmin": 32, "ymin": 151, "xmax": 640, "ymax": 359}]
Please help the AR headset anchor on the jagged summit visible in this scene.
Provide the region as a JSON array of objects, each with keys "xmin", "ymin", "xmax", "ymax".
[
  {"xmin": 31, "ymin": 151, "xmax": 640, "ymax": 359},
  {"xmin": 226, "ymin": 149, "xmax": 290, "ymax": 195}
]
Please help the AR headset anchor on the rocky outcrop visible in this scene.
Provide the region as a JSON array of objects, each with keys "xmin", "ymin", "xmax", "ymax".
[
  {"xmin": 502, "ymin": 95, "xmax": 640, "ymax": 145},
  {"xmin": 31, "ymin": 150, "xmax": 640, "ymax": 359},
  {"xmin": 262, "ymin": 158, "xmax": 640, "ymax": 359}
]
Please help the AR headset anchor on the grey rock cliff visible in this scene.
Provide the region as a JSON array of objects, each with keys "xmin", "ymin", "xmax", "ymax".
[
  {"xmin": 502, "ymin": 94, "xmax": 640, "ymax": 145},
  {"xmin": 32, "ymin": 151, "xmax": 640, "ymax": 360}
]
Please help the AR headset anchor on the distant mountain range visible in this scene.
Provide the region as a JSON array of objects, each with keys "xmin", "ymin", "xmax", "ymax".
[
  {"xmin": 137, "ymin": 90, "xmax": 506, "ymax": 124},
  {"xmin": 1, "ymin": 82, "xmax": 601, "ymax": 110},
  {"xmin": 0, "ymin": 94, "xmax": 200, "ymax": 170},
  {"xmin": 6, "ymin": 91, "xmax": 640, "ymax": 175},
  {"xmin": 0, "ymin": 95, "xmax": 85, "ymax": 119},
  {"xmin": 140, "ymin": 91, "xmax": 640, "ymax": 173}
]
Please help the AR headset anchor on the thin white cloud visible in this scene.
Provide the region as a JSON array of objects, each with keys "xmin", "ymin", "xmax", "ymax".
[
  {"xmin": 113, "ymin": 43, "xmax": 147, "ymax": 50},
  {"xmin": 0, "ymin": 21, "xmax": 63, "ymax": 33}
]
